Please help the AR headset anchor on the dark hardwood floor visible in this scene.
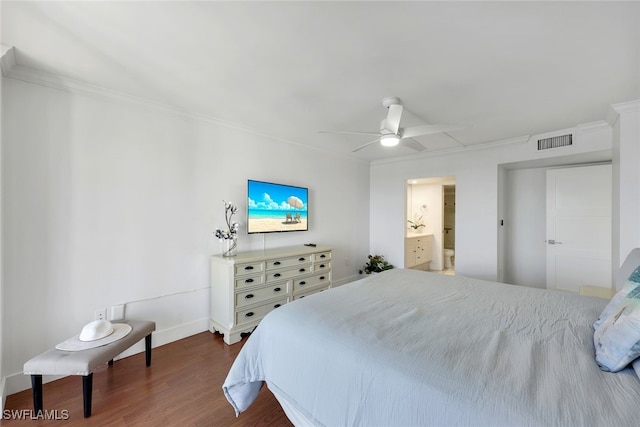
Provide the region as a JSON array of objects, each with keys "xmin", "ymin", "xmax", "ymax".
[{"xmin": 1, "ymin": 332, "xmax": 293, "ymax": 426}]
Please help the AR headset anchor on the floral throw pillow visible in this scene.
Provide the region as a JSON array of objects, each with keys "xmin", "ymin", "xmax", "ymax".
[
  {"xmin": 593, "ymin": 266, "xmax": 640, "ymax": 330},
  {"xmin": 594, "ymin": 279, "xmax": 640, "ymax": 372}
]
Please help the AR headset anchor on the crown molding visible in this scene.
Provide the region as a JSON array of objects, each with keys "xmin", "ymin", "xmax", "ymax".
[
  {"xmin": 4, "ymin": 49, "xmax": 629, "ymax": 167},
  {"xmin": 0, "ymin": 45, "xmax": 16, "ymax": 76},
  {"xmin": 606, "ymin": 99, "xmax": 640, "ymax": 126},
  {"xmin": 1, "ymin": 56, "xmax": 284, "ymax": 138},
  {"xmin": 576, "ymin": 120, "xmax": 610, "ymax": 134},
  {"xmin": 2, "ymin": 58, "xmax": 369, "ymax": 165}
]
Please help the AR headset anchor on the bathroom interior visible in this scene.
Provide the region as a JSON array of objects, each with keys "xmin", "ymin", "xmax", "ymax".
[{"xmin": 406, "ymin": 177, "xmax": 456, "ymax": 274}]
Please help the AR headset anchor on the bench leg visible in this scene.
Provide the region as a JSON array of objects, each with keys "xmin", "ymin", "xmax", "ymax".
[
  {"xmin": 145, "ymin": 333, "xmax": 152, "ymax": 367},
  {"xmin": 31, "ymin": 375, "xmax": 43, "ymax": 415},
  {"xmin": 82, "ymin": 373, "xmax": 93, "ymax": 418}
]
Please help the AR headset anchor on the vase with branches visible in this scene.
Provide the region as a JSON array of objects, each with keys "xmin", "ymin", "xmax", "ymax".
[{"xmin": 215, "ymin": 200, "xmax": 239, "ymax": 257}]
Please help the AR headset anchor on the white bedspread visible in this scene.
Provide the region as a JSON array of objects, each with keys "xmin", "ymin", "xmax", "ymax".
[{"xmin": 223, "ymin": 269, "xmax": 640, "ymax": 426}]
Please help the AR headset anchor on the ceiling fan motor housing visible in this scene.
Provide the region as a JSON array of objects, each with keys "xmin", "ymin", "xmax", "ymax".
[{"xmin": 382, "ymin": 96, "xmax": 402, "ymax": 109}]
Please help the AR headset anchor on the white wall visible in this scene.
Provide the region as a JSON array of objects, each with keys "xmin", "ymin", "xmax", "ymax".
[
  {"xmin": 503, "ymin": 168, "xmax": 547, "ymax": 288},
  {"xmin": 1, "ymin": 77, "xmax": 370, "ymax": 394},
  {"xmin": 370, "ymin": 124, "xmax": 614, "ymax": 282},
  {"xmin": 610, "ymin": 101, "xmax": 640, "ymax": 287}
]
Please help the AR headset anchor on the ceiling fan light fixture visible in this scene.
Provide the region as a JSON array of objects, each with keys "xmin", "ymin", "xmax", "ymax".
[{"xmin": 380, "ymin": 134, "xmax": 400, "ymax": 147}]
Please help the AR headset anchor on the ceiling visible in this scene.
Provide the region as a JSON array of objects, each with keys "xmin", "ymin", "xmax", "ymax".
[{"xmin": 2, "ymin": 1, "xmax": 639, "ymax": 162}]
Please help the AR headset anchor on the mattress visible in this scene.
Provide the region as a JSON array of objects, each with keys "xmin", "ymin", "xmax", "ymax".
[{"xmin": 223, "ymin": 268, "xmax": 640, "ymax": 426}]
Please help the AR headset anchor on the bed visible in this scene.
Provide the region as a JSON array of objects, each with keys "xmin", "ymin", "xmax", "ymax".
[{"xmin": 223, "ymin": 249, "xmax": 640, "ymax": 426}]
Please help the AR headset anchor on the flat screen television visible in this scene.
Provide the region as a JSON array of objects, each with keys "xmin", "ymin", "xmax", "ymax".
[{"xmin": 247, "ymin": 180, "xmax": 308, "ymax": 234}]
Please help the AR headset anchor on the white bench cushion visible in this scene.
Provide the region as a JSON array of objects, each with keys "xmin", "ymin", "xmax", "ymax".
[{"xmin": 24, "ymin": 320, "xmax": 155, "ymax": 376}]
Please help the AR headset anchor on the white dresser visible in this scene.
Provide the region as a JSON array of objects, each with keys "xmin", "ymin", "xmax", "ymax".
[{"xmin": 210, "ymin": 245, "xmax": 332, "ymax": 344}]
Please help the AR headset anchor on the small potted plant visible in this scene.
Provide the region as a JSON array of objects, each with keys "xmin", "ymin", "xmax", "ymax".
[{"xmin": 359, "ymin": 255, "xmax": 394, "ymax": 275}]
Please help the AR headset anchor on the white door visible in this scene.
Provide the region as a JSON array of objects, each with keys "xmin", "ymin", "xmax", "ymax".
[{"xmin": 546, "ymin": 164, "xmax": 612, "ymax": 293}]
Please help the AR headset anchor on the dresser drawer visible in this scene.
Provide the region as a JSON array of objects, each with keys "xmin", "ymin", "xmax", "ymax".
[
  {"xmin": 234, "ymin": 274, "xmax": 265, "ymax": 289},
  {"xmin": 236, "ymin": 283, "xmax": 288, "ymax": 308},
  {"xmin": 293, "ymin": 273, "xmax": 330, "ymax": 292},
  {"xmin": 266, "ymin": 255, "xmax": 312, "ymax": 270},
  {"xmin": 266, "ymin": 265, "xmax": 311, "ymax": 283},
  {"xmin": 313, "ymin": 251, "xmax": 332, "ymax": 262},
  {"xmin": 236, "ymin": 298, "xmax": 287, "ymax": 325},
  {"xmin": 294, "ymin": 286, "xmax": 328, "ymax": 300},
  {"xmin": 313, "ymin": 261, "xmax": 331, "ymax": 273},
  {"xmin": 235, "ymin": 262, "xmax": 264, "ymax": 276}
]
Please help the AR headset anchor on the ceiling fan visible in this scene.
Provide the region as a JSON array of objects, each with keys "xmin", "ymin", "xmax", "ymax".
[{"xmin": 319, "ymin": 96, "xmax": 467, "ymax": 152}]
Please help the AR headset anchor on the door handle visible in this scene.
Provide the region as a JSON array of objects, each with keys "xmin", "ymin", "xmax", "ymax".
[{"xmin": 547, "ymin": 240, "xmax": 563, "ymax": 245}]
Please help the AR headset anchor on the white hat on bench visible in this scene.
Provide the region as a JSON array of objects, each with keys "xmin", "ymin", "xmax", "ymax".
[{"xmin": 55, "ymin": 320, "xmax": 132, "ymax": 351}]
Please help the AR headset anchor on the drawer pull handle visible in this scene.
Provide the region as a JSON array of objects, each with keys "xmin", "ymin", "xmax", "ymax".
[
  {"xmin": 320, "ymin": 276, "xmax": 325, "ymax": 280},
  {"xmin": 299, "ymin": 296, "xmax": 305, "ymax": 299},
  {"xmin": 320, "ymin": 254, "xmax": 326, "ymax": 258},
  {"xmin": 274, "ymin": 287, "xmax": 282, "ymax": 292},
  {"xmin": 245, "ymin": 312, "xmax": 254, "ymax": 317},
  {"xmin": 274, "ymin": 304, "xmax": 281, "ymax": 308},
  {"xmin": 299, "ymin": 268, "xmax": 306, "ymax": 272},
  {"xmin": 299, "ymin": 281, "xmax": 306, "ymax": 285},
  {"xmin": 319, "ymin": 264, "xmax": 325, "ymax": 268},
  {"xmin": 244, "ymin": 266, "xmax": 254, "ymax": 270},
  {"xmin": 274, "ymin": 273, "xmax": 281, "ymax": 278},
  {"xmin": 245, "ymin": 278, "xmax": 254, "ymax": 283},
  {"xmin": 299, "ymin": 257, "xmax": 306, "ymax": 261},
  {"xmin": 245, "ymin": 294, "xmax": 254, "ymax": 299},
  {"xmin": 274, "ymin": 261, "xmax": 281, "ymax": 265}
]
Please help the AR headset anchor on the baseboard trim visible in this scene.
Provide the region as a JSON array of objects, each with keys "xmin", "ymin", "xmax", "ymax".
[
  {"xmin": 116, "ymin": 317, "xmax": 209, "ymax": 360},
  {"xmin": 3, "ymin": 372, "xmax": 65, "ymax": 405},
  {"xmin": 2, "ymin": 317, "xmax": 210, "ymax": 398},
  {"xmin": 1, "ymin": 377, "xmax": 6, "ymax": 411}
]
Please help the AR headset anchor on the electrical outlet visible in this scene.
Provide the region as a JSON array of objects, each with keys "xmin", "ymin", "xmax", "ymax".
[
  {"xmin": 110, "ymin": 304, "xmax": 125, "ymax": 320},
  {"xmin": 94, "ymin": 308, "xmax": 107, "ymax": 321}
]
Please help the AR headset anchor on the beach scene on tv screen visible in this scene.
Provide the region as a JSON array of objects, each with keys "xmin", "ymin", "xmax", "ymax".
[{"xmin": 248, "ymin": 181, "xmax": 308, "ymax": 233}]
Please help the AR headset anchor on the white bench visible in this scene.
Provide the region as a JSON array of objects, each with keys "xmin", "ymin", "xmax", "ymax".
[{"xmin": 23, "ymin": 319, "xmax": 156, "ymax": 418}]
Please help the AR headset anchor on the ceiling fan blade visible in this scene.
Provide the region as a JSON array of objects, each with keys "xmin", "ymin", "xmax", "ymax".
[
  {"xmin": 352, "ymin": 138, "xmax": 380, "ymax": 152},
  {"xmin": 400, "ymin": 138, "xmax": 426, "ymax": 152},
  {"xmin": 318, "ymin": 130, "xmax": 380, "ymax": 137},
  {"xmin": 384, "ymin": 104, "xmax": 403, "ymax": 134},
  {"xmin": 401, "ymin": 124, "xmax": 469, "ymax": 139}
]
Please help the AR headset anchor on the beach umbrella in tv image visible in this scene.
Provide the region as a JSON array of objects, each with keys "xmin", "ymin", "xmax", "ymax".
[{"xmin": 287, "ymin": 196, "xmax": 303, "ymax": 209}]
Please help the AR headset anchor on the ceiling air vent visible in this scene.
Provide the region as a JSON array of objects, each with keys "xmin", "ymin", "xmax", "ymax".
[{"xmin": 537, "ymin": 134, "xmax": 573, "ymax": 151}]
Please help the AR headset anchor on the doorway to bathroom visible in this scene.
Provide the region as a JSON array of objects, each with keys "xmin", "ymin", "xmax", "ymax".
[
  {"xmin": 443, "ymin": 185, "xmax": 456, "ymax": 275},
  {"xmin": 406, "ymin": 177, "xmax": 456, "ymax": 274}
]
